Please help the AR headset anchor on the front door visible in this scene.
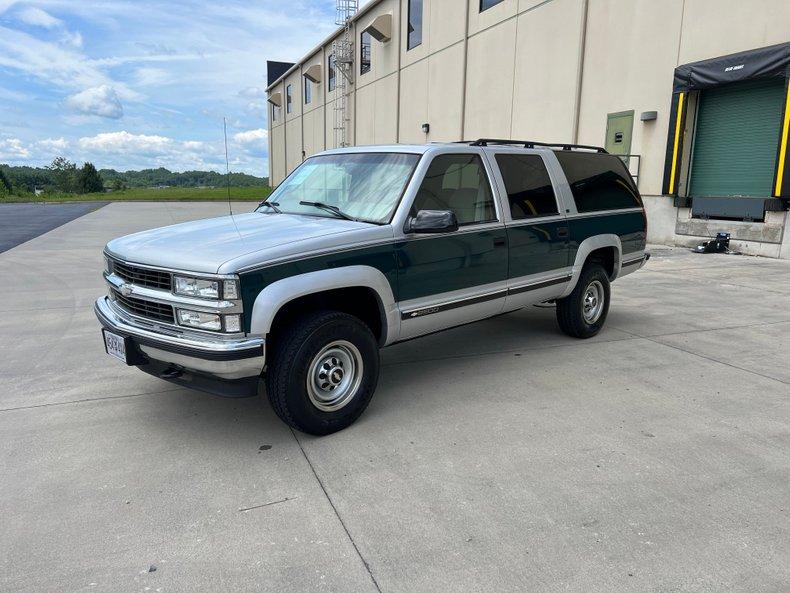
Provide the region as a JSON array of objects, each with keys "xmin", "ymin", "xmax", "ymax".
[
  {"xmin": 397, "ymin": 153, "xmax": 508, "ymax": 340},
  {"xmin": 605, "ymin": 111, "xmax": 634, "ymax": 156}
]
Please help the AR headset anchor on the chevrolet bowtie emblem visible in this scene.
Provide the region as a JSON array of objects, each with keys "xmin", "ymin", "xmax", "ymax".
[{"xmin": 120, "ymin": 283, "xmax": 134, "ymax": 297}]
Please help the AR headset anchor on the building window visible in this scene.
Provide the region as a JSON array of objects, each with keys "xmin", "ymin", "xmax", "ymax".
[
  {"xmin": 412, "ymin": 154, "xmax": 497, "ymax": 225},
  {"xmin": 328, "ymin": 54, "xmax": 337, "ymax": 92},
  {"xmin": 495, "ymin": 154, "xmax": 558, "ymax": 219},
  {"xmin": 480, "ymin": 0, "xmax": 505, "ymax": 11},
  {"xmin": 407, "ymin": 0, "xmax": 422, "ymax": 51},
  {"xmin": 360, "ymin": 31, "xmax": 371, "ymax": 75},
  {"xmin": 286, "ymin": 84, "xmax": 293, "ymax": 113},
  {"xmin": 271, "ymin": 103, "xmax": 280, "ymax": 122},
  {"xmin": 304, "ymin": 76, "xmax": 312, "ymax": 104}
]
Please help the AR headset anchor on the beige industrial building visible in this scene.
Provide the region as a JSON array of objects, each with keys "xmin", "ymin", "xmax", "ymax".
[{"xmin": 266, "ymin": 0, "xmax": 790, "ymax": 258}]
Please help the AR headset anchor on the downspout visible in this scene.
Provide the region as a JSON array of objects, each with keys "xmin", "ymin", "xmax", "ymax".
[
  {"xmin": 395, "ymin": 2, "xmax": 403, "ymax": 142},
  {"xmin": 571, "ymin": 0, "xmax": 589, "ymax": 143},
  {"xmin": 459, "ymin": 0, "xmax": 471, "ymax": 141}
]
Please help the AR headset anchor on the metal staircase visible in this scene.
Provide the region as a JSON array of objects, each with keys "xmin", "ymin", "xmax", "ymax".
[{"xmin": 332, "ymin": 0, "xmax": 357, "ymax": 148}]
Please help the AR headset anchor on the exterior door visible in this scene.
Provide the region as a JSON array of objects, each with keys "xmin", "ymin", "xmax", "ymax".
[
  {"xmin": 605, "ymin": 111, "xmax": 634, "ymax": 156},
  {"xmin": 397, "ymin": 153, "xmax": 508, "ymax": 339}
]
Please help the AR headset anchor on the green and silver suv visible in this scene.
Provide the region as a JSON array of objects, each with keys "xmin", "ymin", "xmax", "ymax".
[{"xmin": 95, "ymin": 140, "xmax": 648, "ymax": 435}]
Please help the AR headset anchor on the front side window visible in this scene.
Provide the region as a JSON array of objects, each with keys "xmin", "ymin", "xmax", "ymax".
[
  {"xmin": 261, "ymin": 152, "xmax": 419, "ymax": 224},
  {"xmin": 480, "ymin": 0, "xmax": 505, "ymax": 11},
  {"xmin": 407, "ymin": 0, "xmax": 423, "ymax": 50},
  {"xmin": 286, "ymin": 84, "xmax": 293, "ymax": 113},
  {"xmin": 554, "ymin": 151, "xmax": 642, "ymax": 213},
  {"xmin": 304, "ymin": 76, "xmax": 312, "ymax": 104},
  {"xmin": 412, "ymin": 154, "xmax": 496, "ymax": 225},
  {"xmin": 328, "ymin": 54, "xmax": 337, "ymax": 92},
  {"xmin": 360, "ymin": 31, "xmax": 372, "ymax": 75},
  {"xmin": 495, "ymin": 154, "xmax": 558, "ymax": 219}
]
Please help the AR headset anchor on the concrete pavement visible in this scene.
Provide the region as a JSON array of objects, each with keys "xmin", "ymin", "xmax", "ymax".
[{"xmin": 1, "ymin": 202, "xmax": 789, "ymax": 592}]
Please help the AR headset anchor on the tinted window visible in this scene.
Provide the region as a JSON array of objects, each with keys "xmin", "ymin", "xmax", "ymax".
[
  {"xmin": 495, "ymin": 154, "xmax": 558, "ymax": 219},
  {"xmin": 286, "ymin": 84, "xmax": 293, "ymax": 113},
  {"xmin": 480, "ymin": 0, "xmax": 505, "ymax": 11},
  {"xmin": 407, "ymin": 0, "xmax": 423, "ymax": 50},
  {"xmin": 554, "ymin": 152, "xmax": 642, "ymax": 212},
  {"xmin": 303, "ymin": 76, "xmax": 311, "ymax": 104},
  {"xmin": 412, "ymin": 154, "xmax": 496, "ymax": 225},
  {"xmin": 360, "ymin": 31, "xmax": 371, "ymax": 75},
  {"xmin": 328, "ymin": 54, "xmax": 336, "ymax": 92}
]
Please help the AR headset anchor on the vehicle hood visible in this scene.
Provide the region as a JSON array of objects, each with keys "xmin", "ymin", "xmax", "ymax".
[{"xmin": 105, "ymin": 212, "xmax": 385, "ymax": 274}]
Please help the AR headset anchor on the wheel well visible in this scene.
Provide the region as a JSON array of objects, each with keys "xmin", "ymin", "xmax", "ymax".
[
  {"xmin": 585, "ymin": 246, "xmax": 617, "ymax": 279},
  {"xmin": 267, "ymin": 287, "xmax": 385, "ymax": 347}
]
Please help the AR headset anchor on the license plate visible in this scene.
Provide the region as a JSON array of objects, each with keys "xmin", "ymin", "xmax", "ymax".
[{"xmin": 103, "ymin": 330, "xmax": 128, "ymax": 363}]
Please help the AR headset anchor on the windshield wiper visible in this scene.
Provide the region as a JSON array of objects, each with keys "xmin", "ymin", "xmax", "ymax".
[
  {"xmin": 299, "ymin": 201, "xmax": 357, "ymax": 221},
  {"xmin": 258, "ymin": 199, "xmax": 281, "ymax": 213}
]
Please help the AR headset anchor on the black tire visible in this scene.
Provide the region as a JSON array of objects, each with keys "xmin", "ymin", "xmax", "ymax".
[
  {"xmin": 556, "ymin": 264, "xmax": 611, "ymax": 339},
  {"xmin": 264, "ymin": 310, "xmax": 379, "ymax": 435}
]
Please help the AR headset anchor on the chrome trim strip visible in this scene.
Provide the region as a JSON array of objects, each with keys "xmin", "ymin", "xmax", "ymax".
[
  {"xmin": 566, "ymin": 207, "xmax": 644, "ymax": 220},
  {"xmin": 401, "ymin": 288, "xmax": 507, "ymax": 319},
  {"xmin": 96, "ymin": 296, "xmax": 263, "ymax": 354},
  {"xmin": 508, "ymin": 274, "xmax": 572, "ymax": 295},
  {"xmin": 621, "ymin": 255, "xmax": 646, "ymax": 267}
]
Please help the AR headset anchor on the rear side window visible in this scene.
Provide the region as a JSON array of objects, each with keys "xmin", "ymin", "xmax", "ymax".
[
  {"xmin": 412, "ymin": 154, "xmax": 496, "ymax": 225},
  {"xmin": 495, "ymin": 154, "xmax": 558, "ymax": 219},
  {"xmin": 554, "ymin": 152, "xmax": 642, "ymax": 212}
]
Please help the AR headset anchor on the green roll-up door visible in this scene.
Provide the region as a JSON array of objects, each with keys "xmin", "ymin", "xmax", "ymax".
[{"xmin": 689, "ymin": 78, "xmax": 785, "ymax": 198}]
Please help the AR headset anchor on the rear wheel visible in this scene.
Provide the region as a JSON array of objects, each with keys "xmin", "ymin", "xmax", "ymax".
[
  {"xmin": 556, "ymin": 264, "xmax": 611, "ymax": 338},
  {"xmin": 265, "ymin": 310, "xmax": 379, "ymax": 435}
]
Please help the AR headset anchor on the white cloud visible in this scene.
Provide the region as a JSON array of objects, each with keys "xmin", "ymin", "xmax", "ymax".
[
  {"xmin": 66, "ymin": 85, "xmax": 123, "ymax": 119},
  {"xmin": 238, "ymin": 86, "xmax": 266, "ymax": 99},
  {"xmin": 0, "ymin": 137, "xmax": 30, "ymax": 159},
  {"xmin": 78, "ymin": 131, "xmax": 171, "ymax": 154},
  {"xmin": 17, "ymin": 7, "xmax": 62, "ymax": 29},
  {"xmin": 133, "ymin": 67, "xmax": 169, "ymax": 86},
  {"xmin": 37, "ymin": 137, "xmax": 69, "ymax": 151},
  {"xmin": 233, "ymin": 128, "xmax": 268, "ymax": 144},
  {"xmin": 60, "ymin": 29, "xmax": 83, "ymax": 48}
]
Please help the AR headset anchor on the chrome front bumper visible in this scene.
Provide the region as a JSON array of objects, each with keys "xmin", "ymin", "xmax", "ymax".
[{"xmin": 94, "ymin": 296, "xmax": 265, "ymax": 380}]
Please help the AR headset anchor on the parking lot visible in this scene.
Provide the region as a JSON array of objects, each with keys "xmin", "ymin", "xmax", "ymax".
[{"xmin": 2, "ymin": 201, "xmax": 789, "ymax": 593}]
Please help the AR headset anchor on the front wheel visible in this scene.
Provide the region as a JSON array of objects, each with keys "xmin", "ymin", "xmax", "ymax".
[
  {"xmin": 556, "ymin": 264, "xmax": 611, "ymax": 338},
  {"xmin": 265, "ymin": 311, "xmax": 379, "ymax": 435}
]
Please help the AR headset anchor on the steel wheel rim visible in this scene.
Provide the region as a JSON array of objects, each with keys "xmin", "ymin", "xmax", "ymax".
[
  {"xmin": 582, "ymin": 280, "xmax": 605, "ymax": 324},
  {"xmin": 306, "ymin": 340, "xmax": 363, "ymax": 412}
]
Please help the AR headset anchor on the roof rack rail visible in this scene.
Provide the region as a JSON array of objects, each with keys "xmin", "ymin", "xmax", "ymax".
[{"xmin": 468, "ymin": 138, "xmax": 608, "ymax": 153}]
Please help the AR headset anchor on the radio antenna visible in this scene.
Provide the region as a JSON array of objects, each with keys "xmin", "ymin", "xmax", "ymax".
[{"xmin": 223, "ymin": 117, "xmax": 232, "ymax": 215}]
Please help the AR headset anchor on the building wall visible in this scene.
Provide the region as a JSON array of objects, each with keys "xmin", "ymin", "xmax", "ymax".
[{"xmin": 267, "ymin": 0, "xmax": 790, "ymax": 258}]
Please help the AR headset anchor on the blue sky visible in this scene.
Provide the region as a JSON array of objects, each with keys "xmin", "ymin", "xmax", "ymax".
[{"xmin": 0, "ymin": 0, "xmax": 371, "ymax": 175}]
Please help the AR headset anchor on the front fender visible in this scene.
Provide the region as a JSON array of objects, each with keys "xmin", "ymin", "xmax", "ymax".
[
  {"xmin": 559, "ymin": 234, "xmax": 622, "ymax": 298},
  {"xmin": 248, "ymin": 265, "xmax": 400, "ymax": 345}
]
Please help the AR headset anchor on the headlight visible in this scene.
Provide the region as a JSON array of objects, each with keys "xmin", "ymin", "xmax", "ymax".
[
  {"xmin": 223, "ymin": 279, "xmax": 239, "ymax": 299},
  {"xmin": 176, "ymin": 309, "xmax": 222, "ymax": 331},
  {"xmin": 174, "ymin": 276, "xmax": 220, "ymax": 299}
]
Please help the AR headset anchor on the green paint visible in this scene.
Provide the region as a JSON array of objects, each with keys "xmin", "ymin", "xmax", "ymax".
[
  {"xmin": 506, "ymin": 220, "xmax": 569, "ymax": 278},
  {"xmin": 568, "ymin": 212, "xmax": 646, "ymax": 260}
]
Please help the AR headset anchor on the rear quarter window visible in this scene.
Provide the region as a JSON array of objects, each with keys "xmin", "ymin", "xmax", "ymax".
[{"xmin": 554, "ymin": 151, "xmax": 642, "ymax": 213}]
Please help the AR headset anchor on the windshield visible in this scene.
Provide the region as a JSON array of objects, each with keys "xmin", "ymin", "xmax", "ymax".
[{"xmin": 260, "ymin": 152, "xmax": 420, "ymax": 223}]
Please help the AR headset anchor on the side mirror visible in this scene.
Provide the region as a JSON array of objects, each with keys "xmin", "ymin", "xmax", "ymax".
[{"xmin": 405, "ymin": 210, "xmax": 459, "ymax": 234}]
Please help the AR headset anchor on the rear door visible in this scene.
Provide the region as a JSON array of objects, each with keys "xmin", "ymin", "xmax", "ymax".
[{"xmin": 485, "ymin": 149, "xmax": 573, "ymax": 311}]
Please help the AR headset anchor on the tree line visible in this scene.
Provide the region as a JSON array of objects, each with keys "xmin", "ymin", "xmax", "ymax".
[{"xmin": 0, "ymin": 158, "xmax": 269, "ymax": 197}]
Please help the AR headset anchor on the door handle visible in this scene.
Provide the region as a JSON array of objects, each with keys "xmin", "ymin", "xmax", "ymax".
[
  {"xmin": 556, "ymin": 227, "xmax": 569, "ymax": 239},
  {"xmin": 493, "ymin": 237, "xmax": 506, "ymax": 247}
]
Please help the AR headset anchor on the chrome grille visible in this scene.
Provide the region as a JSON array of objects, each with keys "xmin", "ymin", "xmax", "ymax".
[
  {"xmin": 112, "ymin": 289, "xmax": 175, "ymax": 323},
  {"xmin": 112, "ymin": 260, "xmax": 172, "ymax": 290}
]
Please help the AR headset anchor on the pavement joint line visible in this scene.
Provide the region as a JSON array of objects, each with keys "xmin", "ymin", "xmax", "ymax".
[
  {"xmin": 0, "ymin": 387, "xmax": 183, "ymax": 413},
  {"xmin": 290, "ymin": 427, "xmax": 383, "ymax": 593},
  {"xmin": 623, "ymin": 318, "xmax": 790, "ymax": 339},
  {"xmin": 238, "ymin": 497, "xmax": 296, "ymax": 512},
  {"xmin": 615, "ymin": 327, "xmax": 790, "ymax": 387}
]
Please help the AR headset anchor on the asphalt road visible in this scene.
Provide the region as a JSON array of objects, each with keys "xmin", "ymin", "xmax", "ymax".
[
  {"xmin": 1, "ymin": 202, "xmax": 789, "ymax": 593},
  {"xmin": 0, "ymin": 202, "xmax": 108, "ymax": 253}
]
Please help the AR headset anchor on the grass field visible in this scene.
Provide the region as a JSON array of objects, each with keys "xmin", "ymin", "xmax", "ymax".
[{"xmin": 1, "ymin": 186, "xmax": 272, "ymax": 203}]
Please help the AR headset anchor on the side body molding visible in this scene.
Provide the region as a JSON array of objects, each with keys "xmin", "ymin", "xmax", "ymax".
[
  {"xmin": 248, "ymin": 265, "xmax": 400, "ymax": 345},
  {"xmin": 559, "ymin": 234, "xmax": 623, "ymax": 298}
]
